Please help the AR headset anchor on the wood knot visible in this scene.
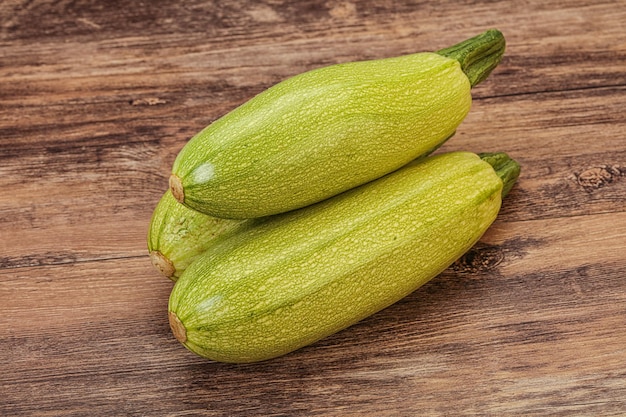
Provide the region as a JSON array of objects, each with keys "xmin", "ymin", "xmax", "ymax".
[
  {"xmin": 575, "ymin": 165, "xmax": 623, "ymax": 191},
  {"xmin": 130, "ymin": 97, "xmax": 167, "ymax": 106},
  {"xmin": 452, "ymin": 243, "xmax": 504, "ymax": 274}
]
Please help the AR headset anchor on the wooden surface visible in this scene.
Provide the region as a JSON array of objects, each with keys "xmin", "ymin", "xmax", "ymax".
[{"xmin": 1, "ymin": 0, "xmax": 625, "ymax": 415}]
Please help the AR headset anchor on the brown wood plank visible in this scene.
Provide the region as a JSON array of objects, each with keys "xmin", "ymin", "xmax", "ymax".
[
  {"xmin": 1, "ymin": 1, "xmax": 625, "ymax": 102},
  {"xmin": 1, "ymin": 0, "xmax": 625, "ymax": 415},
  {"xmin": 1, "ymin": 212, "xmax": 625, "ymax": 415},
  {"xmin": 2, "ymin": 86, "xmax": 624, "ymax": 268}
]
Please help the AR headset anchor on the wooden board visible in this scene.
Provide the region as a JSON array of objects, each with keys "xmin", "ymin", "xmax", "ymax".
[{"xmin": 1, "ymin": 0, "xmax": 625, "ymax": 415}]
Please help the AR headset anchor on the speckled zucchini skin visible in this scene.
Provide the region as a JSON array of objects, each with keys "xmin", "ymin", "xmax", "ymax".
[
  {"xmin": 170, "ymin": 30, "xmax": 505, "ymax": 219},
  {"xmin": 168, "ymin": 151, "xmax": 518, "ymax": 363},
  {"xmin": 147, "ymin": 190, "xmax": 258, "ymax": 280}
]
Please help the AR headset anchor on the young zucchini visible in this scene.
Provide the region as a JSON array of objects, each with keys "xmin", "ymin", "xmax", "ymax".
[
  {"xmin": 147, "ymin": 190, "xmax": 258, "ymax": 280},
  {"xmin": 168, "ymin": 151, "xmax": 520, "ymax": 363},
  {"xmin": 169, "ymin": 29, "xmax": 505, "ymax": 218}
]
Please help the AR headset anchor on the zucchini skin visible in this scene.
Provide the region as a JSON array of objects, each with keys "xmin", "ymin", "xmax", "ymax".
[
  {"xmin": 172, "ymin": 30, "xmax": 505, "ymax": 219},
  {"xmin": 172, "ymin": 52, "xmax": 473, "ymax": 219},
  {"xmin": 168, "ymin": 151, "xmax": 517, "ymax": 363},
  {"xmin": 147, "ymin": 190, "xmax": 258, "ymax": 280}
]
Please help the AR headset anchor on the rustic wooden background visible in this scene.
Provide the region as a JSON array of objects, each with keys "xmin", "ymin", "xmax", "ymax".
[{"xmin": 1, "ymin": 0, "xmax": 625, "ymax": 415}]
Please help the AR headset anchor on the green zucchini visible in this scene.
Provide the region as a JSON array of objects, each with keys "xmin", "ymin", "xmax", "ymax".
[
  {"xmin": 147, "ymin": 190, "xmax": 258, "ymax": 280},
  {"xmin": 169, "ymin": 29, "xmax": 505, "ymax": 218},
  {"xmin": 168, "ymin": 151, "xmax": 520, "ymax": 363}
]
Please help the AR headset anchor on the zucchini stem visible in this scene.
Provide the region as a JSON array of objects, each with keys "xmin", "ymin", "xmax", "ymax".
[
  {"xmin": 437, "ymin": 29, "xmax": 506, "ymax": 87},
  {"xmin": 479, "ymin": 152, "xmax": 521, "ymax": 198}
]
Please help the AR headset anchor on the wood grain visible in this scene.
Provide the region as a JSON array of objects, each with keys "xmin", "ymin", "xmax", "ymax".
[{"xmin": 1, "ymin": 0, "xmax": 626, "ymax": 415}]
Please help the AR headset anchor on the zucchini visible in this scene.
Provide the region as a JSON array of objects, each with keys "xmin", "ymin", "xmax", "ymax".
[
  {"xmin": 168, "ymin": 151, "xmax": 520, "ymax": 363},
  {"xmin": 169, "ymin": 29, "xmax": 505, "ymax": 218},
  {"xmin": 147, "ymin": 190, "xmax": 257, "ymax": 280}
]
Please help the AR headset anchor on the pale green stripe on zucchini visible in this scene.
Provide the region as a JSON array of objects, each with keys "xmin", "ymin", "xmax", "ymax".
[{"xmin": 168, "ymin": 151, "xmax": 520, "ymax": 363}]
